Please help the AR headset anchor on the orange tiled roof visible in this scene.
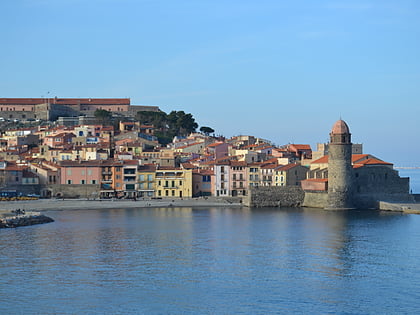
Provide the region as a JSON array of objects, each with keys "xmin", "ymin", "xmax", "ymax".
[
  {"xmin": 230, "ymin": 160, "xmax": 247, "ymax": 167},
  {"xmin": 311, "ymin": 156, "xmax": 329, "ymax": 164},
  {"xmin": 207, "ymin": 142, "xmax": 224, "ymax": 148},
  {"xmin": 290, "ymin": 144, "xmax": 311, "ymax": 150},
  {"xmin": 276, "ymin": 163, "xmax": 300, "ymax": 171},
  {"xmin": 354, "ymin": 158, "xmax": 392, "ymax": 166},
  {"xmin": 193, "ymin": 169, "xmax": 214, "ymax": 175},
  {"xmin": 181, "ymin": 162, "xmax": 197, "ymax": 169}
]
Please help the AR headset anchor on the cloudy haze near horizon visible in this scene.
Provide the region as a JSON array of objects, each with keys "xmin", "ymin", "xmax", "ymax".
[{"xmin": 1, "ymin": 0, "xmax": 419, "ymax": 166}]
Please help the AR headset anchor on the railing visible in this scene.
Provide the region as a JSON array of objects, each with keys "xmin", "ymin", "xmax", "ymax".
[{"xmin": 162, "ymin": 185, "xmax": 179, "ymax": 189}]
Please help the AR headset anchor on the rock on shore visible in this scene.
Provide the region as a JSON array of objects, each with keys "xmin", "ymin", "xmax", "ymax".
[{"xmin": 0, "ymin": 212, "xmax": 54, "ymax": 228}]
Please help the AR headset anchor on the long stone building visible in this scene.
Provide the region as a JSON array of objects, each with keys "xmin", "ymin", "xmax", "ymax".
[{"xmin": 0, "ymin": 97, "xmax": 160, "ymax": 121}]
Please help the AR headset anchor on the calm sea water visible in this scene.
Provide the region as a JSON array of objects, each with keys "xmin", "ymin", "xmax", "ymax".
[
  {"xmin": 398, "ymin": 168, "xmax": 420, "ymax": 194},
  {"xmin": 1, "ymin": 207, "xmax": 420, "ymax": 314}
]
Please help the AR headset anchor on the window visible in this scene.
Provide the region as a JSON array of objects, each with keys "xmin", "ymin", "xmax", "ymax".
[
  {"xmin": 81, "ymin": 180, "xmax": 85, "ymax": 184},
  {"xmin": 179, "ymin": 181, "xmax": 182, "ymax": 186},
  {"xmin": 172, "ymin": 190, "xmax": 175, "ymax": 196},
  {"xmin": 91, "ymin": 180, "xmax": 97, "ymax": 184},
  {"xmin": 81, "ymin": 170, "xmax": 85, "ymax": 175},
  {"xmin": 172, "ymin": 180, "xmax": 175, "ymax": 187},
  {"xmin": 67, "ymin": 180, "xmax": 72, "ymax": 184},
  {"xmin": 67, "ymin": 169, "xmax": 72, "ymax": 175},
  {"xmin": 147, "ymin": 174, "xmax": 153, "ymax": 181},
  {"xmin": 139, "ymin": 174, "xmax": 145, "ymax": 181},
  {"xmin": 126, "ymin": 184, "xmax": 135, "ymax": 190},
  {"xmin": 88, "ymin": 170, "xmax": 92, "ymax": 176}
]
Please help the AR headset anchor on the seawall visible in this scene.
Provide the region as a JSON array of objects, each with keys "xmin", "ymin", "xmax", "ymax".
[
  {"xmin": 244, "ymin": 186, "xmax": 304, "ymax": 208},
  {"xmin": 303, "ymin": 192, "xmax": 328, "ymax": 208}
]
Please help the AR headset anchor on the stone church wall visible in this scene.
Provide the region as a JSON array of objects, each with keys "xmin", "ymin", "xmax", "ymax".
[{"xmin": 303, "ymin": 192, "xmax": 328, "ymax": 208}]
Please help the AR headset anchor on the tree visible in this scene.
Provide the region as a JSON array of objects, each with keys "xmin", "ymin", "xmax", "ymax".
[
  {"xmin": 167, "ymin": 111, "xmax": 198, "ymax": 136},
  {"xmin": 135, "ymin": 111, "xmax": 167, "ymax": 129},
  {"xmin": 135, "ymin": 109, "xmax": 199, "ymax": 144},
  {"xmin": 199, "ymin": 126, "xmax": 215, "ymax": 136},
  {"xmin": 94, "ymin": 109, "xmax": 112, "ymax": 124}
]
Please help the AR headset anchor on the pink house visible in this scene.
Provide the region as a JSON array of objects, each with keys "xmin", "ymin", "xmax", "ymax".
[
  {"xmin": 229, "ymin": 161, "xmax": 247, "ymax": 196},
  {"xmin": 60, "ymin": 161, "xmax": 102, "ymax": 185},
  {"xmin": 205, "ymin": 142, "xmax": 229, "ymax": 160}
]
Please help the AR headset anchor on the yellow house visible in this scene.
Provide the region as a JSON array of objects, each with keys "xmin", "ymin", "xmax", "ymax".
[
  {"xmin": 155, "ymin": 167, "xmax": 192, "ymax": 198},
  {"xmin": 137, "ymin": 164, "xmax": 156, "ymax": 198},
  {"xmin": 247, "ymin": 163, "xmax": 261, "ymax": 187},
  {"xmin": 273, "ymin": 164, "xmax": 309, "ymax": 186}
]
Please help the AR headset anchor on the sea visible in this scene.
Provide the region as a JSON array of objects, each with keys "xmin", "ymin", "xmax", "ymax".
[
  {"xmin": 2, "ymin": 206, "xmax": 420, "ymax": 314},
  {"xmin": 397, "ymin": 168, "xmax": 420, "ymax": 194},
  {"xmin": 1, "ymin": 169, "xmax": 420, "ymax": 314}
]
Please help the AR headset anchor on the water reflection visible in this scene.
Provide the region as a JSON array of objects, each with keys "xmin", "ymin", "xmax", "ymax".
[{"xmin": 1, "ymin": 207, "xmax": 419, "ymax": 314}]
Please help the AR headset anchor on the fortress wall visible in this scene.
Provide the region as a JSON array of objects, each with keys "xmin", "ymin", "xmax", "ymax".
[
  {"xmin": 48, "ymin": 184, "xmax": 101, "ymax": 199},
  {"xmin": 354, "ymin": 193, "xmax": 415, "ymax": 209},
  {"xmin": 354, "ymin": 167, "xmax": 410, "ymax": 195},
  {"xmin": 303, "ymin": 192, "xmax": 328, "ymax": 208},
  {"xmin": 244, "ymin": 186, "xmax": 304, "ymax": 208}
]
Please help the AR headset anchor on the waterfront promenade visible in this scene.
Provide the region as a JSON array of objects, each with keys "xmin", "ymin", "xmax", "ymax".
[
  {"xmin": 1, "ymin": 198, "xmax": 419, "ymax": 214},
  {"xmin": 0, "ymin": 197, "xmax": 243, "ymax": 212}
]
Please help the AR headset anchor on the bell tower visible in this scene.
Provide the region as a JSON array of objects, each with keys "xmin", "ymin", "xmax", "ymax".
[{"xmin": 326, "ymin": 119, "xmax": 355, "ymax": 210}]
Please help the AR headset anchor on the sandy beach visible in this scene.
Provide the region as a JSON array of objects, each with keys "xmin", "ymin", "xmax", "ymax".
[{"xmin": 0, "ymin": 197, "xmax": 244, "ymax": 212}]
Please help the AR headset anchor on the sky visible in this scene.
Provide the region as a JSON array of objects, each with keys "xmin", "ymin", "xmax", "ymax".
[{"xmin": 1, "ymin": 0, "xmax": 419, "ymax": 166}]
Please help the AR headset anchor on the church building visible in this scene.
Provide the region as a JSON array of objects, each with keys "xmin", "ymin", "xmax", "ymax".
[{"xmin": 302, "ymin": 119, "xmax": 413, "ymax": 209}]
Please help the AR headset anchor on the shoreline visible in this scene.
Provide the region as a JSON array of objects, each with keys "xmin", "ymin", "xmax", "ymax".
[
  {"xmin": 1, "ymin": 198, "xmax": 419, "ymax": 214},
  {"xmin": 0, "ymin": 197, "xmax": 244, "ymax": 212}
]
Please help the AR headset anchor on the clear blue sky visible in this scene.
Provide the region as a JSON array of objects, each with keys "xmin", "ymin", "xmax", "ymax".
[{"xmin": 1, "ymin": 0, "xmax": 419, "ymax": 166}]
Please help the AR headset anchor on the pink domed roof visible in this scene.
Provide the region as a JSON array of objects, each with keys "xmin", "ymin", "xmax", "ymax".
[{"xmin": 331, "ymin": 119, "xmax": 350, "ymax": 134}]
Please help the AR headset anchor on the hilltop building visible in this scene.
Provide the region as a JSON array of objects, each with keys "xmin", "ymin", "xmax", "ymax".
[{"xmin": 0, "ymin": 98, "xmax": 160, "ymax": 121}]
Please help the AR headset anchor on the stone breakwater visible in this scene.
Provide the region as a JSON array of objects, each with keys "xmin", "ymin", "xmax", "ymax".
[{"xmin": 0, "ymin": 212, "xmax": 54, "ymax": 228}]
